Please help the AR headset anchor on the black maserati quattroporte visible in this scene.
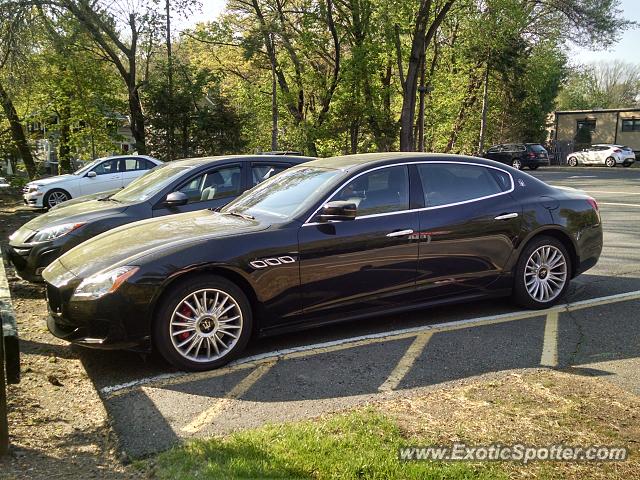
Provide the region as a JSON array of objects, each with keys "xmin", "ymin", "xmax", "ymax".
[{"xmin": 42, "ymin": 153, "xmax": 603, "ymax": 371}]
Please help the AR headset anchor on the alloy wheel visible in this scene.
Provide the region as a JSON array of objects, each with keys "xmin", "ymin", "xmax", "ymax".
[
  {"xmin": 512, "ymin": 159, "xmax": 522, "ymax": 170},
  {"xmin": 524, "ymin": 245, "xmax": 567, "ymax": 303},
  {"xmin": 605, "ymin": 157, "xmax": 616, "ymax": 168},
  {"xmin": 169, "ymin": 288, "xmax": 243, "ymax": 363},
  {"xmin": 47, "ymin": 191, "xmax": 69, "ymax": 207},
  {"xmin": 568, "ymin": 157, "xmax": 578, "ymax": 167}
]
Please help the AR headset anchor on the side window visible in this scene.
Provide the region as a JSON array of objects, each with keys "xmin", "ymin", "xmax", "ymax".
[
  {"xmin": 335, "ymin": 165, "xmax": 409, "ymax": 217},
  {"xmin": 487, "ymin": 146, "xmax": 500, "ymax": 153},
  {"xmin": 91, "ymin": 159, "xmax": 118, "ymax": 175},
  {"xmin": 418, "ymin": 164, "xmax": 504, "ymax": 207},
  {"xmin": 251, "ymin": 163, "xmax": 290, "ymax": 186},
  {"xmin": 123, "ymin": 158, "xmax": 140, "ymax": 171},
  {"xmin": 141, "ymin": 159, "xmax": 155, "ymax": 170},
  {"xmin": 178, "ymin": 165, "xmax": 242, "ymax": 204}
]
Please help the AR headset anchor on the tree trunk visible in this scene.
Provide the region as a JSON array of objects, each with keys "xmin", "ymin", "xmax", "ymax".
[
  {"xmin": 417, "ymin": 49, "xmax": 426, "ymax": 152},
  {"xmin": 399, "ymin": 0, "xmax": 455, "ymax": 151},
  {"xmin": 270, "ymin": 34, "xmax": 279, "ymax": 151},
  {"xmin": 0, "ymin": 80, "xmax": 37, "ymax": 179},
  {"xmin": 58, "ymin": 104, "xmax": 72, "ymax": 174},
  {"xmin": 477, "ymin": 63, "xmax": 490, "ymax": 155},
  {"xmin": 165, "ymin": 0, "xmax": 175, "ymax": 160},
  {"xmin": 444, "ymin": 67, "xmax": 483, "ymax": 153},
  {"xmin": 128, "ymin": 86, "xmax": 147, "ymax": 154}
]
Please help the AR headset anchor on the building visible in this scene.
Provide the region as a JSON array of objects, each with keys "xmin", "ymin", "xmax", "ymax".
[{"xmin": 550, "ymin": 108, "xmax": 640, "ymax": 163}]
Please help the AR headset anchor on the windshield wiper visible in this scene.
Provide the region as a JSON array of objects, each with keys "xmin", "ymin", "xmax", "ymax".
[
  {"xmin": 220, "ymin": 210, "xmax": 255, "ymax": 220},
  {"xmin": 98, "ymin": 194, "xmax": 120, "ymax": 202}
]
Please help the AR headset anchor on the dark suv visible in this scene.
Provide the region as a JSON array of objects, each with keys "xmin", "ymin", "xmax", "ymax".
[{"xmin": 483, "ymin": 143, "xmax": 550, "ymax": 170}]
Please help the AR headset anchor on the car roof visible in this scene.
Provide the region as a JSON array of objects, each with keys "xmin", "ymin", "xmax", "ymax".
[
  {"xmin": 301, "ymin": 152, "xmax": 503, "ymax": 172},
  {"xmin": 167, "ymin": 154, "xmax": 315, "ymax": 168}
]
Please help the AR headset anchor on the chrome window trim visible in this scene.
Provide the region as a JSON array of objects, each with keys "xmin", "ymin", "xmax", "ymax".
[{"xmin": 302, "ymin": 160, "xmax": 515, "ymax": 226}]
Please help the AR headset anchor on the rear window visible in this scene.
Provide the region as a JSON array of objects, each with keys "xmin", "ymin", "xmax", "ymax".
[{"xmin": 528, "ymin": 144, "xmax": 547, "ymax": 153}]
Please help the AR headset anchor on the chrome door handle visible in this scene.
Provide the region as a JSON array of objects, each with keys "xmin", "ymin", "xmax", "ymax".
[
  {"xmin": 494, "ymin": 213, "xmax": 519, "ymax": 220},
  {"xmin": 386, "ymin": 229, "xmax": 414, "ymax": 238}
]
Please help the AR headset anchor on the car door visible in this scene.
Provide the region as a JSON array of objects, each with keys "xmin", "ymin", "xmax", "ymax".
[
  {"xmin": 298, "ymin": 165, "xmax": 419, "ymax": 318},
  {"xmin": 484, "ymin": 145, "xmax": 502, "ymax": 162},
  {"xmin": 80, "ymin": 158, "xmax": 123, "ymax": 195},
  {"xmin": 120, "ymin": 158, "xmax": 151, "ymax": 186},
  {"xmin": 414, "ymin": 162, "xmax": 521, "ymax": 297},
  {"xmin": 152, "ymin": 164, "xmax": 244, "ymax": 217}
]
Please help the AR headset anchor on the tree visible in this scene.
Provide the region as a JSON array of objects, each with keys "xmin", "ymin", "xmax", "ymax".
[{"xmin": 557, "ymin": 61, "xmax": 640, "ymax": 110}]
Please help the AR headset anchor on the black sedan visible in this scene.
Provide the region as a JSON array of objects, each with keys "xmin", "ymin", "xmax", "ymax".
[
  {"xmin": 42, "ymin": 153, "xmax": 602, "ymax": 371},
  {"xmin": 7, "ymin": 155, "xmax": 312, "ymax": 281}
]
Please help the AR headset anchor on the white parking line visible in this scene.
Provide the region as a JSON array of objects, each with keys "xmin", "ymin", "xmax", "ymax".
[
  {"xmin": 585, "ymin": 190, "xmax": 640, "ymax": 196},
  {"xmin": 100, "ymin": 289, "xmax": 640, "ymax": 399},
  {"xmin": 540, "ymin": 311, "xmax": 559, "ymax": 367},
  {"xmin": 599, "ymin": 202, "xmax": 640, "ymax": 208}
]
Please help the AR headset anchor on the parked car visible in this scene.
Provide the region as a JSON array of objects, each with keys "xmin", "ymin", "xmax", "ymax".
[
  {"xmin": 567, "ymin": 144, "xmax": 636, "ymax": 167},
  {"xmin": 8, "ymin": 154, "xmax": 312, "ymax": 282},
  {"xmin": 0, "ymin": 177, "xmax": 9, "ymax": 188},
  {"xmin": 483, "ymin": 143, "xmax": 550, "ymax": 170},
  {"xmin": 22, "ymin": 155, "xmax": 163, "ymax": 209},
  {"xmin": 42, "ymin": 152, "xmax": 602, "ymax": 371}
]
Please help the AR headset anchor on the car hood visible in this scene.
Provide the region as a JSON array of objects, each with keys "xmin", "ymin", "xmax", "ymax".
[
  {"xmin": 45, "ymin": 210, "xmax": 269, "ymax": 279},
  {"xmin": 49, "ymin": 188, "xmax": 121, "ymax": 210},
  {"xmin": 9, "ymin": 199, "xmax": 129, "ymax": 245},
  {"xmin": 29, "ymin": 174, "xmax": 77, "ymax": 187}
]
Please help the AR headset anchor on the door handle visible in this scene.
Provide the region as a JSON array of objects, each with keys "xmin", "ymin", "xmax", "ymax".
[
  {"xmin": 386, "ymin": 229, "xmax": 414, "ymax": 238},
  {"xmin": 494, "ymin": 213, "xmax": 519, "ymax": 220}
]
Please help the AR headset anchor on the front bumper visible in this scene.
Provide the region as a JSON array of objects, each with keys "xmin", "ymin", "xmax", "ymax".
[
  {"xmin": 44, "ymin": 274, "xmax": 154, "ymax": 351},
  {"xmin": 23, "ymin": 191, "xmax": 44, "ymax": 208},
  {"xmin": 5, "ymin": 242, "xmax": 60, "ymax": 282}
]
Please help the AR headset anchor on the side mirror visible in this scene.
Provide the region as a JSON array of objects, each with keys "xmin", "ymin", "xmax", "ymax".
[
  {"xmin": 165, "ymin": 191, "xmax": 189, "ymax": 207},
  {"xmin": 87, "ymin": 171, "xmax": 97, "ymax": 178},
  {"xmin": 318, "ymin": 201, "xmax": 357, "ymax": 222}
]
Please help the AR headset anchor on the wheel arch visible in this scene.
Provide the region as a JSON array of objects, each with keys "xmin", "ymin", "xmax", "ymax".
[
  {"xmin": 517, "ymin": 227, "xmax": 579, "ymax": 278},
  {"xmin": 44, "ymin": 187, "xmax": 72, "ymax": 201},
  {"xmin": 148, "ymin": 265, "xmax": 260, "ymax": 332}
]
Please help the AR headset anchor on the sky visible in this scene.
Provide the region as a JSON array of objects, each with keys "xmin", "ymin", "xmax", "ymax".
[{"xmin": 181, "ymin": 0, "xmax": 640, "ymax": 65}]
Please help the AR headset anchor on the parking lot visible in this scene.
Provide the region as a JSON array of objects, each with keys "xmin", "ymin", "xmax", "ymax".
[{"xmin": 5, "ymin": 166, "xmax": 640, "ymax": 460}]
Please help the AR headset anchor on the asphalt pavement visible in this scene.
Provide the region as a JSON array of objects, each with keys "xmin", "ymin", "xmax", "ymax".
[{"xmin": 63, "ymin": 166, "xmax": 640, "ymax": 458}]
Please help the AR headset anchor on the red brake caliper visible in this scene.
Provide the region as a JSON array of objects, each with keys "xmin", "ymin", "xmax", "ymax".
[{"xmin": 178, "ymin": 305, "xmax": 193, "ymax": 340}]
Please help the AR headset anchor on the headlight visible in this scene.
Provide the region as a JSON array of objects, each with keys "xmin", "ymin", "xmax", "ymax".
[
  {"xmin": 26, "ymin": 184, "xmax": 42, "ymax": 193},
  {"xmin": 30, "ymin": 222, "xmax": 85, "ymax": 243},
  {"xmin": 72, "ymin": 266, "xmax": 139, "ymax": 300}
]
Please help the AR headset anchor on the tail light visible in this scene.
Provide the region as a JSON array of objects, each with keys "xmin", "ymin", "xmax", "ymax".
[
  {"xmin": 587, "ymin": 197, "xmax": 598, "ymax": 211},
  {"xmin": 528, "ymin": 152, "xmax": 536, "ymax": 158},
  {"xmin": 613, "ymin": 148, "xmax": 622, "ymax": 153}
]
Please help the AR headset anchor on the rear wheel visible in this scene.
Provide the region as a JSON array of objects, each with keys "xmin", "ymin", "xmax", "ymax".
[
  {"xmin": 567, "ymin": 157, "xmax": 578, "ymax": 167},
  {"xmin": 512, "ymin": 158, "xmax": 523, "ymax": 170},
  {"xmin": 605, "ymin": 157, "xmax": 616, "ymax": 168},
  {"xmin": 43, "ymin": 189, "xmax": 71, "ymax": 208},
  {"xmin": 529, "ymin": 165, "xmax": 539, "ymax": 170},
  {"xmin": 153, "ymin": 274, "xmax": 253, "ymax": 371},
  {"xmin": 512, "ymin": 236, "xmax": 571, "ymax": 309}
]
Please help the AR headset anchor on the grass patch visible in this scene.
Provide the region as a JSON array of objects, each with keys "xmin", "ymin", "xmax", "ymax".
[{"xmin": 152, "ymin": 409, "xmax": 504, "ymax": 480}]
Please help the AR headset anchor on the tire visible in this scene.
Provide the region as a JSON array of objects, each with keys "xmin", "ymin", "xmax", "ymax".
[
  {"xmin": 605, "ymin": 157, "xmax": 616, "ymax": 168},
  {"xmin": 512, "ymin": 236, "xmax": 571, "ymax": 309},
  {"xmin": 153, "ymin": 274, "xmax": 253, "ymax": 371},
  {"xmin": 43, "ymin": 189, "xmax": 71, "ymax": 209},
  {"xmin": 529, "ymin": 165, "xmax": 539, "ymax": 170},
  {"xmin": 512, "ymin": 158, "xmax": 523, "ymax": 170},
  {"xmin": 567, "ymin": 157, "xmax": 578, "ymax": 167}
]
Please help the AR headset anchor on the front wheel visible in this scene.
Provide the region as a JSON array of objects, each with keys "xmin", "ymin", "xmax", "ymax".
[
  {"xmin": 153, "ymin": 274, "xmax": 253, "ymax": 371},
  {"xmin": 605, "ymin": 157, "xmax": 616, "ymax": 168},
  {"xmin": 567, "ymin": 157, "xmax": 578, "ymax": 167},
  {"xmin": 512, "ymin": 159, "xmax": 523, "ymax": 170},
  {"xmin": 43, "ymin": 189, "xmax": 71, "ymax": 208},
  {"xmin": 512, "ymin": 236, "xmax": 571, "ymax": 309}
]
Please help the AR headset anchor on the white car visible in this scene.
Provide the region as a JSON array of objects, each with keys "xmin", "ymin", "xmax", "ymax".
[
  {"xmin": 23, "ymin": 155, "xmax": 162, "ymax": 208},
  {"xmin": 567, "ymin": 144, "xmax": 636, "ymax": 168}
]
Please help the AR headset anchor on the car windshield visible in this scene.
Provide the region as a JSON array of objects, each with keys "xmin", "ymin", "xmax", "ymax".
[
  {"xmin": 73, "ymin": 158, "xmax": 104, "ymax": 175},
  {"xmin": 222, "ymin": 166, "xmax": 343, "ymax": 221},
  {"xmin": 110, "ymin": 163, "xmax": 194, "ymax": 203}
]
